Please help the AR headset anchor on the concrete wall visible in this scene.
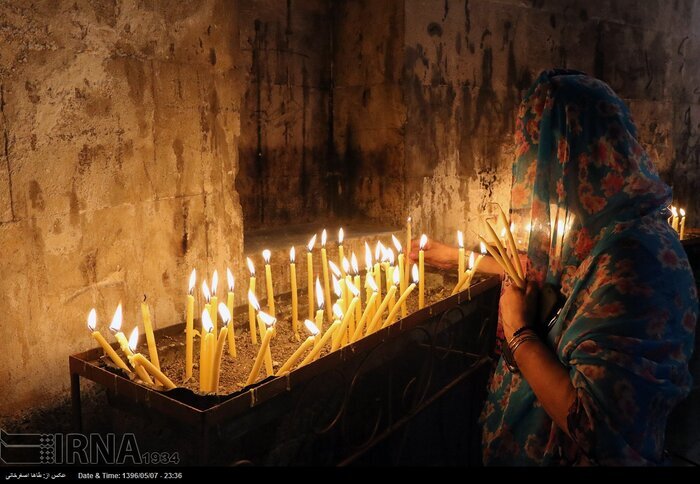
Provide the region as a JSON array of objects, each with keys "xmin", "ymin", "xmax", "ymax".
[{"xmin": 0, "ymin": 0, "xmax": 243, "ymax": 416}]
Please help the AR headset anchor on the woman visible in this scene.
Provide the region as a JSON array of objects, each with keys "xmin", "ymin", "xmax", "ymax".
[{"xmin": 411, "ymin": 70, "xmax": 697, "ymax": 465}]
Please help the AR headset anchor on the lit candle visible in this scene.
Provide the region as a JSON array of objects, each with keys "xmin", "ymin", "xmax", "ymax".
[
  {"xmin": 332, "ymin": 274, "xmax": 344, "ymax": 314},
  {"xmin": 109, "ymin": 306, "xmax": 153, "ymax": 385},
  {"xmin": 321, "ymin": 229, "xmax": 333, "ymax": 320},
  {"xmin": 680, "ymin": 208, "xmax": 687, "ymax": 240},
  {"xmin": 386, "ymin": 249, "xmax": 397, "ymax": 316},
  {"xmin": 392, "ymin": 234, "xmax": 407, "ymax": 318},
  {"xmin": 374, "ymin": 241, "xmax": 384, "ymax": 303},
  {"xmin": 342, "ymin": 257, "xmax": 351, "ymax": 310},
  {"xmin": 418, "ymin": 234, "xmax": 427, "ymax": 309},
  {"xmin": 127, "ymin": 328, "xmax": 173, "ymax": 388},
  {"xmin": 306, "ymin": 234, "xmax": 317, "ymax": 319},
  {"xmin": 211, "ymin": 302, "xmax": 230, "ymax": 393},
  {"xmin": 457, "ymin": 230, "xmax": 465, "ymax": 282},
  {"xmin": 248, "ymin": 290, "xmax": 273, "ymax": 376},
  {"xmin": 315, "ymin": 277, "xmax": 325, "ymax": 332},
  {"xmin": 452, "ymin": 251, "xmax": 476, "ymax": 295},
  {"xmin": 290, "ymin": 246, "xmax": 300, "ymax": 339},
  {"xmin": 199, "ymin": 309, "xmax": 214, "ymax": 392},
  {"xmin": 185, "ymin": 269, "xmax": 196, "ymax": 380},
  {"xmin": 245, "ymin": 311, "xmax": 276, "ymax": 386},
  {"xmin": 671, "ymin": 206, "xmax": 679, "ymax": 232},
  {"xmin": 276, "ymin": 320, "xmax": 320, "ymax": 375},
  {"xmin": 332, "ymin": 283, "xmax": 359, "ymax": 351},
  {"xmin": 329, "ymin": 303, "xmax": 346, "ymax": 350},
  {"xmin": 338, "ymin": 228, "xmax": 345, "ymax": 277},
  {"xmin": 383, "ymin": 265, "xmax": 418, "ymax": 328},
  {"xmin": 262, "ymin": 249, "xmax": 276, "ymax": 317},
  {"xmin": 201, "ymin": 280, "xmax": 211, "ymax": 332},
  {"xmin": 225, "ymin": 268, "xmax": 236, "ymax": 358},
  {"xmin": 364, "ymin": 242, "xmax": 375, "ymax": 319},
  {"xmin": 350, "ymin": 253, "xmax": 363, "ymax": 323},
  {"xmin": 405, "ymin": 216, "xmax": 412, "ymax": 287},
  {"xmin": 366, "ymin": 275, "xmax": 399, "ymax": 335},
  {"xmin": 246, "ymin": 257, "xmax": 257, "ymax": 344},
  {"xmin": 299, "ymin": 306, "xmax": 342, "ymax": 367},
  {"xmin": 86, "ymin": 308, "xmax": 130, "ymax": 372},
  {"xmin": 210, "ymin": 270, "xmax": 219, "ymax": 333},
  {"xmin": 351, "ymin": 277, "xmax": 378, "ymax": 342},
  {"xmin": 329, "ymin": 260, "xmax": 343, "ymax": 310},
  {"xmin": 140, "ymin": 299, "xmax": 160, "ymax": 374}
]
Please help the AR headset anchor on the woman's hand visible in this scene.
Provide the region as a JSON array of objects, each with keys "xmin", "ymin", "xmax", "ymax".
[
  {"xmin": 500, "ymin": 280, "xmax": 538, "ymax": 341},
  {"xmin": 407, "ymin": 237, "xmax": 459, "ymax": 270}
]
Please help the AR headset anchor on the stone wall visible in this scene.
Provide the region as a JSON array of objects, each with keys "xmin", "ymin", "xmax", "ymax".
[{"xmin": 0, "ymin": 0, "xmax": 243, "ymax": 416}]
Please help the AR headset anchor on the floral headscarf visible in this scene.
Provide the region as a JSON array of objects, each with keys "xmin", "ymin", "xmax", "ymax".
[{"xmin": 480, "ymin": 70, "xmax": 697, "ymax": 465}]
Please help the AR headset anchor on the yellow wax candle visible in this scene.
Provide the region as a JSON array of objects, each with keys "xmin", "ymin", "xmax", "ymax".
[
  {"xmin": 210, "ymin": 270, "xmax": 219, "ymax": 333},
  {"xmin": 248, "ymin": 290, "xmax": 273, "ymax": 376},
  {"xmin": 338, "ymin": 228, "xmax": 345, "ymax": 277},
  {"xmin": 452, "ymin": 251, "xmax": 475, "ymax": 295},
  {"xmin": 225, "ymin": 268, "xmax": 236, "ymax": 358},
  {"xmin": 315, "ymin": 277, "xmax": 325, "ymax": 332},
  {"xmin": 245, "ymin": 312, "xmax": 276, "ymax": 386},
  {"xmin": 125, "ymin": 328, "xmax": 157, "ymax": 386},
  {"xmin": 262, "ymin": 249, "xmax": 276, "ymax": 317},
  {"xmin": 333, "ymin": 275, "xmax": 344, "ymax": 314},
  {"xmin": 680, "ymin": 208, "xmax": 687, "ymax": 240},
  {"xmin": 383, "ymin": 265, "xmax": 418, "ymax": 328},
  {"xmin": 321, "ymin": 229, "xmax": 333, "ymax": 320},
  {"xmin": 332, "ymin": 298, "xmax": 359, "ymax": 351},
  {"xmin": 387, "ymin": 264, "xmax": 396, "ymax": 315},
  {"xmin": 419, "ymin": 234, "xmax": 427, "ymax": 309},
  {"xmin": 199, "ymin": 309, "xmax": 214, "ymax": 392},
  {"xmin": 484, "ymin": 219, "xmax": 524, "ymax": 287},
  {"xmin": 299, "ymin": 319, "xmax": 341, "ymax": 367},
  {"xmin": 374, "ymin": 241, "xmax": 383, "ymax": 303},
  {"xmin": 211, "ymin": 311, "xmax": 228, "ymax": 393},
  {"xmin": 457, "ymin": 230, "xmax": 465, "ymax": 281},
  {"xmin": 329, "ymin": 303, "xmax": 346, "ymax": 350},
  {"xmin": 366, "ymin": 284, "xmax": 398, "ymax": 335},
  {"xmin": 351, "ymin": 290, "xmax": 378, "ymax": 342},
  {"xmin": 497, "ymin": 206, "xmax": 525, "ymax": 280},
  {"xmin": 185, "ymin": 269, "xmax": 196, "ymax": 380},
  {"xmin": 351, "ymin": 253, "xmax": 362, "ymax": 312},
  {"xmin": 86, "ymin": 309, "xmax": 130, "ymax": 372},
  {"xmin": 342, "ymin": 257, "xmax": 351, "ymax": 309},
  {"xmin": 140, "ymin": 301, "xmax": 160, "ymax": 372},
  {"xmin": 130, "ymin": 354, "xmax": 176, "ymax": 390},
  {"xmin": 307, "ymin": 234, "xmax": 317, "ymax": 319},
  {"xmin": 405, "ymin": 216, "xmax": 412, "ymax": 288},
  {"xmin": 290, "ymin": 247, "xmax": 299, "ymax": 338},
  {"xmin": 392, "ymin": 234, "xmax": 407, "ymax": 318},
  {"xmin": 109, "ymin": 304, "xmax": 153, "ymax": 385},
  {"xmin": 671, "ymin": 206, "xmax": 679, "ymax": 232},
  {"xmin": 246, "ymin": 257, "xmax": 258, "ymax": 344},
  {"xmin": 276, "ymin": 320, "xmax": 320, "ymax": 375}
]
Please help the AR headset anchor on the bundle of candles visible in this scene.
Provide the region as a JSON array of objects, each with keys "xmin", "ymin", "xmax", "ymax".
[
  {"xmin": 669, "ymin": 205, "xmax": 688, "ymax": 240},
  {"xmin": 476, "ymin": 204, "xmax": 526, "ymax": 289}
]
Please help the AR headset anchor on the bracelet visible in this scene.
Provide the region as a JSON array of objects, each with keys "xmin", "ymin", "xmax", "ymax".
[
  {"xmin": 506, "ymin": 327, "xmax": 536, "ymax": 347},
  {"xmin": 510, "ymin": 334, "xmax": 538, "ymax": 357}
]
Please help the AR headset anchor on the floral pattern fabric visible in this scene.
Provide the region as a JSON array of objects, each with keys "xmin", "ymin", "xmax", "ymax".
[{"xmin": 480, "ymin": 69, "xmax": 698, "ymax": 465}]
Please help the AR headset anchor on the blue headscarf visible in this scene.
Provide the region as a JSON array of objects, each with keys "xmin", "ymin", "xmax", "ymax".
[{"xmin": 480, "ymin": 70, "xmax": 697, "ymax": 465}]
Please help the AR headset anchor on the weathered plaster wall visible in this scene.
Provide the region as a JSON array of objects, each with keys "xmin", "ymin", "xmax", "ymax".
[
  {"xmin": 336, "ymin": 0, "xmax": 700, "ymax": 245},
  {"xmin": 237, "ymin": 0, "xmax": 332, "ymax": 231},
  {"xmin": 0, "ymin": 0, "xmax": 243, "ymax": 416}
]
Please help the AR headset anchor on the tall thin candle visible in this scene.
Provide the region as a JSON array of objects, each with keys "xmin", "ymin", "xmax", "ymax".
[
  {"xmin": 290, "ymin": 247, "xmax": 299, "ymax": 339},
  {"xmin": 225, "ymin": 268, "xmax": 236, "ymax": 358},
  {"xmin": 185, "ymin": 269, "xmax": 196, "ymax": 379},
  {"xmin": 306, "ymin": 234, "xmax": 317, "ymax": 319},
  {"xmin": 262, "ymin": 249, "xmax": 275, "ymax": 317},
  {"xmin": 246, "ymin": 257, "xmax": 258, "ymax": 344}
]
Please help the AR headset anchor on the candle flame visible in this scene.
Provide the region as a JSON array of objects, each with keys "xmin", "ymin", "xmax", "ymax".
[
  {"xmin": 412, "ymin": 264, "xmax": 419, "ymax": 283},
  {"xmin": 338, "ymin": 227, "xmax": 344, "ymax": 245},
  {"xmin": 304, "ymin": 319, "xmax": 320, "ymax": 336},
  {"xmin": 328, "ymin": 260, "xmax": 341, "ymax": 278},
  {"xmin": 332, "ymin": 303, "xmax": 344, "ymax": 320},
  {"xmin": 680, "ymin": 208, "xmax": 686, "ymax": 217},
  {"xmin": 315, "ymin": 277, "xmax": 324, "ymax": 309},
  {"xmin": 342, "ymin": 257, "xmax": 350, "ymax": 274},
  {"xmin": 227, "ymin": 268, "xmax": 235, "ymax": 292},
  {"xmin": 321, "ymin": 229, "xmax": 327, "ymax": 247},
  {"xmin": 188, "ymin": 269, "xmax": 196, "ymax": 294},
  {"xmin": 290, "ymin": 246, "xmax": 296, "ymax": 263},
  {"xmin": 375, "ymin": 241, "xmax": 383, "ymax": 261},
  {"xmin": 671, "ymin": 206, "xmax": 678, "ymax": 217},
  {"xmin": 419, "ymin": 234, "xmax": 428, "ymax": 250},
  {"xmin": 211, "ymin": 270, "xmax": 219, "ymax": 296},
  {"xmin": 246, "ymin": 257, "xmax": 256, "ymax": 276},
  {"xmin": 387, "ymin": 248, "xmax": 395, "ymax": 266},
  {"xmin": 393, "ymin": 266, "xmax": 400, "ymax": 286},
  {"xmin": 307, "ymin": 234, "xmax": 317, "ymax": 252},
  {"xmin": 87, "ymin": 308, "xmax": 97, "ymax": 331},
  {"xmin": 248, "ymin": 290, "xmax": 260, "ymax": 312},
  {"xmin": 347, "ymin": 279, "xmax": 360, "ymax": 297},
  {"xmin": 332, "ymin": 275, "xmax": 342, "ymax": 297},
  {"xmin": 350, "ymin": 252, "xmax": 359, "ymax": 275},
  {"xmin": 202, "ymin": 280, "xmax": 211, "ymax": 302},
  {"xmin": 468, "ymin": 251, "xmax": 475, "ymax": 270},
  {"xmin": 109, "ymin": 303, "xmax": 123, "ymax": 333},
  {"xmin": 262, "ymin": 249, "xmax": 271, "ymax": 264},
  {"xmin": 391, "ymin": 234, "xmax": 403, "ymax": 253},
  {"xmin": 365, "ymin": 242, "xmax": 373, "ymax": 270},
  {"xmin": 367, "ymin": 274, "xmax": 379, "ymax": 292},
  {"xmin": 457, "ymin": 230, "xmax": 464, "ymax": 248},
  {"xmin": 202, "ymin": 310, "xmax": 213, "ymax": 333},
  {"xmin": 480, "ymin": 241, "xmax": 487, "ymax": 254},
  {"xmin": 258, "ymin": 311, "xmax": 276, "ymax": 328},
  {"xmin": 407, "ymin": 216, "xmax": 412, "ymax": 223},
  {"xmin": 128, "ymin": 327, "xmax": 139, "ymax": 353},
  {"xmin": 218, "ymin": 302, "xmax": 231, "ymax": 325}
]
